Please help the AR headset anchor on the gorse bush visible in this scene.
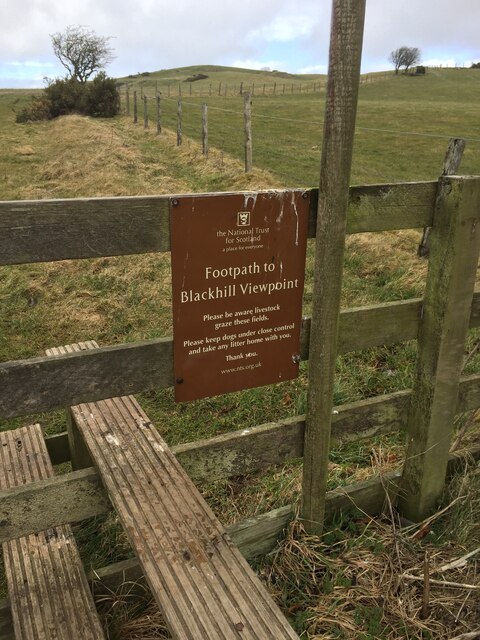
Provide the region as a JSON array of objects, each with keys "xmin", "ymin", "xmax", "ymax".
[
  {"xmin": 16, "ymin": 74, "xmax": 120, "ymax": 123},
  {"xmin": 84, "ymin": 73, "xmax": 120, "ymax": 118},
  {"xmin": 15, "ymin": 95, "xmax": 53, "ymax": 123}
]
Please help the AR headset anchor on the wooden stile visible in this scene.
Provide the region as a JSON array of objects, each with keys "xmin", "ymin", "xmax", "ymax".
[{"xmin": 60, "ymin": 343, "xmax": 299, "ymax": 639}]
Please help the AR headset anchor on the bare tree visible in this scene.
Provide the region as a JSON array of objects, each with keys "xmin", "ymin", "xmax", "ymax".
[
  {"xmin": 51, "ymin": 25, "xmax": 115, "ymax": 83},
  {"xmin": 389, "ymin": 46, "xmax": 421, "ymax": 74}
]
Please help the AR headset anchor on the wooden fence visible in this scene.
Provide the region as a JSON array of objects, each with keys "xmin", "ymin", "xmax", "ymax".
[
  {"xmin": 0, "ymin": 174, "xmax": 480, "ymax": 635},
  {"xmin": 121, "ymin": 71, "xmax": 392, "ymax": 101}
]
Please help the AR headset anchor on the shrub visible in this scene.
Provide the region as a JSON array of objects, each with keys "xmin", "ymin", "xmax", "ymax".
[
  {"xmin": 16, "ymin": 74, "xmax": 120, "ymax": 123},
  {"xmin": 415, "ymin": 65, "xmax": 426, "ymax": 75},
  {"xmin": 471, "ymin": 62, "xmax": 480, "ymax": 69},
  {"xmin": 84, "ymin": 73, "xmax": 120, "ymax": 117},
  {"xmin": 15, "ymin": 95, "xmax": 53, "ymax": 123},
  {"xmin": 44, "ymin": 77, "xmax": 87, "ymax": 117}
]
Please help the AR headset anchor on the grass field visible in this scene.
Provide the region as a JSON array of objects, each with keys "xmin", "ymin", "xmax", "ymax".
[
  {"xmin": 121, "ymin": 66, "xmax": 480, "ymax": 186},
  {"xmin": 0, "ymin": 67, "xmax": 479, "ymax": 638}
]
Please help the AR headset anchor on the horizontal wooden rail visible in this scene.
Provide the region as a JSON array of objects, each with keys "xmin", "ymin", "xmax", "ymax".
[
  {"xmin": 0, "ymin": 467, "xmax": 110, "ymax": 543},
  {"xmin": 0, "ymin": 182, "xmax": 437, "ymax": 266},
  {"xmin": 2, "ymin": 292, "xmax": 480, "ymax": 420},
  {"xmin": 3, "ymin": 374, "xmax": 479, "ymax": 544},
  {"xmin": 43, "ymin": 372, "xmax": 480, "ymax": 482}
]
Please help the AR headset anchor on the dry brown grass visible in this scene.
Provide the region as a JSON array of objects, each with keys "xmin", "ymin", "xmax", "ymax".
[{"xmin": 98, "ymin": 455, "xmax": 480, "ymax": 640}]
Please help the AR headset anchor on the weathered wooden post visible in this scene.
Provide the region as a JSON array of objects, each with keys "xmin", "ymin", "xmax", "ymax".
[
  {"xmin": 202, "ymin": 103, "xmax": 208, "ymax": 157},
  {"xmin": 133, "ymin": 90, "xmax": 138, "ymax": 124},
  {"xmin": 418, "ymin": 138, "xmax": 466, "ymax": 257},
  {"xmin": 143, "ymin": 95, "xmax": 148, "ymax": 128},
  {"xmin": 156, "ymin": 94, "xmax": 161, "ymax": 135},
  {"xmin": 252, "ymin": 82, "xmax": 255, "ymax": 96},
  {"xmin": 167, "ymin": 83, "xmax": 171, "ymax": 97},
  {"xmin": 301, "ymin": 0, "xmax": 367, "ymax": 535},
  {"xmin": 126, "ymin": 87, "xmax": 130, "ymax": 116},
  {"xmin": 273, "ymin": 82, "xmax": 276, "ymax": 95},
  {"xmin": 177, "ymin": 97, "xmax": 182, "ymax": 146},
  {"xmin": 239, "ymin": 82, "xmax": 243, "ymax": 95},
  {"xmin": 218, "ymin": 82, "xmax": 222, "ymax": 96},
  {"xmin": 400, "ymin": 175, "xmax": 480, "ymax": 521},
  {"xmin": 243, "ymin": 92, "xmax": 253, "ymax": 173}
]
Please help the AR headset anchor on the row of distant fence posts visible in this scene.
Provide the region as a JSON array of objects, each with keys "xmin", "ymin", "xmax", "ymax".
[
  {"xmin": 124, "ymin": 70, "xmax": 391, "ymax": 101},
  {"xmin": 131, "ymin": 80, "xmax": 325, "ymax": 99},
  {"xmin": 124, "ymin": 88, "xmax": 253, "ymax": 173}
]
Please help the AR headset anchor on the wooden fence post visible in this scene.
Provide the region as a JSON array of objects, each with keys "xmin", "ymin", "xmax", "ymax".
[
  {"xmin": 243, "ymin": 92, "xmax": 253, "ymax": 173},
  {"xmin": 202, "ymin": 103, "xmax": 208, "ymax": 157},
  {"xmin": 126, "ymin": 87, "xmax": 130, "ymax": 116},
  {"xmin": 218, "ymin": 82, "xmax": 221, "ymax": 96},
  {"xmin": 301, "ymin": 0, "xmax": 366, "ymax": 536},
  {"xmin": 400, "ymin": 176, "xmax": 480, "ymax": 521},
  {"xmin": 133, "ymin": 91, "xmax": 138, "ymax": 124},
  {"xmin": 418, "ymin": 137, "xmax": 466, "ymax": 257},
  {"xmin": 143, "ymin": 96, "xmax": 148, "ymax": 128},
  {"xmin": 239, "ymin": 82, "xmax": 243, "ymax": 95},
  {"xmin": 177, "ymin": 98, "xmax": 182, "ymax": 146},
  {"xmin": 252, "ymin": 82, "xmax": 255, "ymax": 96},
  {"xmin": 156, "ymin": 94, "xmax": 161, "ymax": 135}
]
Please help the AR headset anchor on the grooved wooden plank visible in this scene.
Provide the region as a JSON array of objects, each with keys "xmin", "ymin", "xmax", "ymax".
[
  {"xmin": 60, "ymin": 340, "xmax": 298, "ymax": 639},
  {"xmin": 0, "ymin": 424, "xmax": 105, "ymax": 640},
  {"xmin": 0, "ymin": 183, "xmax": 437, "ymax": 266},
  {"xmin": 3, "ymin": 291, "xmax": 480, "ymax": 421}
]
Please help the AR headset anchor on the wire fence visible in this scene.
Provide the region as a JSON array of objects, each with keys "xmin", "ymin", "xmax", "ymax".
[{"xmin": 119, "ymin": 85, "xmax": 480, "ymax": 187}]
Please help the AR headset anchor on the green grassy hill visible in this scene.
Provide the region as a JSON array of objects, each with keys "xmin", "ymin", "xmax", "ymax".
[
  {"xmin": 1, "ymin": 66, "xmax": 480, "ymax": 639},
  {"xmin": 116, "ymin": 66, "xmax": 480, "ymax": 186}
]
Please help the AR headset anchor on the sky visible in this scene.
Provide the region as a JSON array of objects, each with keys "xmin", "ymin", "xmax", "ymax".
[{"xmin": 1, "ymin": 0, "xmax": 479, "ymax": 88}]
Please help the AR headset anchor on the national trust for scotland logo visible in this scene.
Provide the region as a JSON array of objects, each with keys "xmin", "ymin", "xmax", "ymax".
[{"xmin": 237, "ymin": 211, "xmax": 251, "ymax": 227}]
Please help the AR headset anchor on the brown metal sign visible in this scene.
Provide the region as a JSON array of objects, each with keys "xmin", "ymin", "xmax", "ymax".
[{"xmin": 170, "ymin": 191, "xmax": 309, "ymax": 402}]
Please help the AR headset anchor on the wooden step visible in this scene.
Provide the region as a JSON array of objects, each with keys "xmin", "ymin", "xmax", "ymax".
[
  {"xmin": 52, "ymin": 341, "xmax": 298, "ymax": 640},
  {"xmin": 0, "ymin": 424, "xmax": 105, "ymax": 640}
]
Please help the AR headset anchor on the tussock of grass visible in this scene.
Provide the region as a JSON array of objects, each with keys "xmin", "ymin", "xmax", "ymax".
[{"xmin": 95, "ymin": 459, "xmax": 480, "ymax": 639}]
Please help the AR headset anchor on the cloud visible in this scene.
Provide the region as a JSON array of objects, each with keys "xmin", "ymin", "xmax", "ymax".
[
  {"xmin": 0, "ymin": 0, "xmax": 479, "ymax": 86},
  {"xmin": 232, "ymin": 59, "xmax": 286, "ymax": 72},
  {"xmin": 298, "ymin": 64, "xmax": 328, "ymax": 75}
]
